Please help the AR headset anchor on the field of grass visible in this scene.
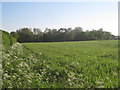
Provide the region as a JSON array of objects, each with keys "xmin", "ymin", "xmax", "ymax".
[{"xmin": 2, "ymin": 40, "xmax": 118, "ymax": 88}]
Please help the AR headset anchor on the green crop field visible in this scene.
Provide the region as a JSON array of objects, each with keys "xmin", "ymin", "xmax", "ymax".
[{"xmin": 2, "ymin": 40, "xmax": 118, "ymax": 88}]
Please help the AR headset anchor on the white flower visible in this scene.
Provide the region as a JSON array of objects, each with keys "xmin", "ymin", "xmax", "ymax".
[
  {"xmin": 28, "ymin": 80, "xmax": 32, "ymax": 83},
  {"xmin": 113, "ymin": 72, "xmax": 117, "ymax": 75},
  {"xmin": 4, "ymin": 73, "xmax": 10, "ymax": 78},
  {"xmin": 39, "ymin": 52, "xmax": 42, "ymax": 55},
  {"xmin": 96, "ymin": 81, "xmax": 104, "ymax": 84},
  {"xmin": 106, "ymin": 77, "xmax": 109, "ymax": 80},
  {"xmin": 12, "ymin": 75, "xmax": 16, "ymax": 79},
  {"xmin": 14, "ymin": 56, "xmax": 18, "ymax": 59},
  {"xmin": 0, "ymin": 69, "xmax": 3, "ymax": 74},
  {"xmin": 56, "ymin": 72, "xmax": 59, "ymax": 75},
  {"xmin": 67, "ymin": 78, "xmax": 71, "ymax": 82},
  {"xmin": 96, "ymin": 85, "xmax": 105, "ymax": 88},
  {"xmin": 19, "ymin": 62, "xmax": 29, "ymax": 67}
]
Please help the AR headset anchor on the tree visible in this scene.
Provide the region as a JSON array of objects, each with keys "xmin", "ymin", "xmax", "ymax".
[
  {"xmin": 17, "ymin": 28, "xmax": 34, "ymax": 42},
  {"xmin": 10, "ymin": 32, "xmax": 19, "ymax": 39},
  {"xmin": 12, "ymin": 27, "xmax": 115, "ymax": 42},
  {"xmin": 33, "ymin": 28, "xmax": 41, "ymax": 35},
  {"xmin": 74, "ymin": 27, "xmax": 84, "ymax": 40}
]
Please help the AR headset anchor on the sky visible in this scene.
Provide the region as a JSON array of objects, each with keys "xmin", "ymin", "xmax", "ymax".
[{"xmin": 1, "ymin": 2, "xmax": 118, "ymax": 35}]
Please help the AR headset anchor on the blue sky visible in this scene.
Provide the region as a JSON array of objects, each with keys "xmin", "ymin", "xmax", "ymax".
[{"xmin": 2, "ymin": 2, "xmax": 118, "ymax": 35}]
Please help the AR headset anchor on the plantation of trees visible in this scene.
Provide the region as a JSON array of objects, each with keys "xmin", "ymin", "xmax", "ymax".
[{"xmin": 10, "ymin": 27, "xmax": 115, "ymax": 43}]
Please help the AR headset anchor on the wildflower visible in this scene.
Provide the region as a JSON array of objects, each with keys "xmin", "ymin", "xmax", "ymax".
[
  {"xmin": 96, "ymin": 81, "xmax": 104, "ymax": 84},
  {"xmin": 4, "ymin": 73, "xmax": 10, "ymax": 78},
  {"xmin": 46, "ymin": 65, "xmax": 50, "ymax": 69},
  {"xmin": 67, "ymin": 78, "xmax": 71, "ymax": 82},
  {"xmin": 28, "ymin": 80, "xmax": 32, "ymax": 83},
  {"xmin": 0, "ymin": 69, "xmax": 3, "ymax": 74},
  {"xmin": 106, "ymin": 77, "xmax": 109, "ymax": 80},
  {"xmin": 46, "ymin": 78, "xmax": 49, "ymax": 81},
  {"xmin": 19, "ymin": 62, "xmax": 29, "ymax": 67},
  {"xmin": 6, "ymin": 62, "xmax": 10, "ymax": 65},
  {"xmin": 39, "ymin": 52, "xmax": 42, "ymax": 55},
  {"xmin": 12, "ymin": 75, "xmax": 16, "ymax": 79},
  {"xmin": 48, "ymin": 73, "xmax": 51, "ymax": 76},
  {"xmin": 56, "ymin": 72, "xmax": 59, "ymax": 75},
  {"xmin": 14, "ymin": 56, "xmax": 18, "ymax": 59},
  {"xmin": 19, "ymin": 63, "xmax": 23, "ymax": 67},
  {"xmin": 96, "ymin": 85, "xmax": 105, "ymax": 88},
  {"xmin": 69, "ymin": 83, "xmax": 72, "ymax": 86},
  {"xmin": 113, "ymin": 72, "xmax": 117, "ymax": 75}
]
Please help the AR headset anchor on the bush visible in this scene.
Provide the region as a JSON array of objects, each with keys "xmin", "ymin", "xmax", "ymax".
[{"xmin": 1, "ymin": 30, "xmax": 16, "ymax": 49}]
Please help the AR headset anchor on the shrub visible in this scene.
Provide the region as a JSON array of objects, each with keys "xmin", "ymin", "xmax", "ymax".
[{"xmin": 1, "ymin": 30, "xmax": 16, "ymax": 49}]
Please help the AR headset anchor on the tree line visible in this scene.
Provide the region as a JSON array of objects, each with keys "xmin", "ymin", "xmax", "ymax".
[{"xmin": 10, "ymin": 27, "xmax": 115, "ymax": 43}]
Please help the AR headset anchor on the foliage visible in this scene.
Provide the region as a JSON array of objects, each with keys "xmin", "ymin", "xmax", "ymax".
[
  {"xmin": 16, "ymin": 28, "xmax": 34, "ymax": 42},
  {"xmin": 10, "ymin": 32, "xmax": 20, "ymax": 40},
  {"xmin": 13, "ymin": 27, "xmax": 115, "ymax": 43},
  {"xmin": 1, "ymin": 30, "xmax": 16, "ymax": 49},
  {"xmin": 2, "ymin": 40, "xmax": 118, "ymax": 88}
]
